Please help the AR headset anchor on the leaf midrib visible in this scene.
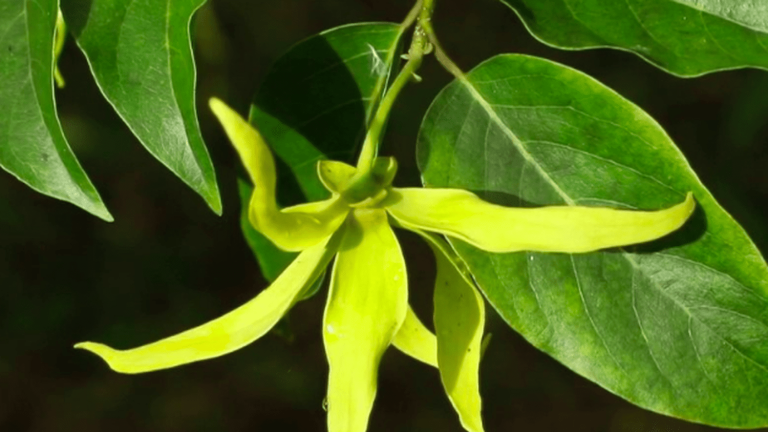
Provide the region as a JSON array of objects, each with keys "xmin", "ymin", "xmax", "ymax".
[
  {"xmin": 453, "ymin": 71, "xmax": 768, "ymax": 376},
  {"xmin": 85, "ymin": 0, "xmax": 208, "ymax": 186}
]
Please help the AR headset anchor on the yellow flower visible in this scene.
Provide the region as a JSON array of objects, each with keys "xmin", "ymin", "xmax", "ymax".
[{"xmin": 76, "ymin": 98, "xmax": 695, "ymax": 432}]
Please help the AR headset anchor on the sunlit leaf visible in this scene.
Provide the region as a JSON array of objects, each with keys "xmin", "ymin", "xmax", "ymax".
[
  {"xmin": 500, "ymin": 0, "xmax": 768, "ymax": 76},
  {"xmin": 61, "ymin": 0, "xmax": 221, "ymax": 214},
  {"xmin": 418, "ymin": 54, "xmax": 768, "ymax": 428},
  {"xmin": 0, "ymin": 0, "xmax": 111, "ymax": 221}
]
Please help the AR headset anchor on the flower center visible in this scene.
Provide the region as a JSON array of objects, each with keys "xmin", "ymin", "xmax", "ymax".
[{"xmin": 318, "ymin": 157, "xmax": 398, "ymax": 209}]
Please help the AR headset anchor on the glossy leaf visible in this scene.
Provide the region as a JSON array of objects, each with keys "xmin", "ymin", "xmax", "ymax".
[
  {"xmin": 245, "ymin": 23, "xmax": 405, "ymax": 281},
  {"xmin": 323, "ymin": 209, "xmax": 408, "ymax": 432},
  {"xmin": 0, "ymin": 0, "xmax": 111, "ymax": 221},
  {"xmin": 500, "ymin": 0, "xmax": 768, "ymax": 77},
  {"xmin": 61, "ymin": 0, "xmax": 221, "ymax": 214},
  {"xmin": 418, "ymin": 54, "xmax": 768, "ymax": 428}
]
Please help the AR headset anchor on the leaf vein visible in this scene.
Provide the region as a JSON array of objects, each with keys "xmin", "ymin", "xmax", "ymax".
[{"xmin": 571, "ymin": 255, "xmax": 629, "ymax": 378}]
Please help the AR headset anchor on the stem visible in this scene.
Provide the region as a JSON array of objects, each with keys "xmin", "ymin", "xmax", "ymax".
[
  {"xmin": 418, "ymin": 0, "xmax": 466, "ymax": 81},
  {"xmin": 363, "ymin": 0, "xmax": 422, "ymax": 128},
  {"xmin": 355, "ymin": 54, "xmax": 422, "ymax": 171},
  {"xmin": 355, "ymin": 1, "xmax": 432, "ymax": 173},
  {"xmin": 345, "ymin": 0, "xmax": 467, "ymax": 202},
  {"xmin": 355, "ymin": 0, "xmax": 466, "ymax": 176},
  {"xmin": 401, "ymin": 0, "xmax": 423, "ymax": 30}
]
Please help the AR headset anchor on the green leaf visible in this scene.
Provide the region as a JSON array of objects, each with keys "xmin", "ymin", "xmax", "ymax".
[
  {"xmin": 417, "ymin": 54, "xmax": 768, "ymax": 428},
  {"xmin": 0, "ymin": 0, "xmax": 111, "ymax": 221},
  {"xmin": 243, "ymin": 22, "xmax": 406, "ymax": 281},
  {"xmin": 60, "ymin": 0, "xmax": 221, "ymax": 214},
  {"xmin": 500, "ymin": 0, "xmax": 768, "ymax": 77}
]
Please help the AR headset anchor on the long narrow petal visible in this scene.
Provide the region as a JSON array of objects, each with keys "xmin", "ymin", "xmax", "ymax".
[
  {"xmin": 392, "ymin": 306, "xmax": 437, "ymax": 367},
  {"xmin": 209, "ymin": 98, "xmax": 277, "ymax": 201},
  {"xmin": 210, "ymin": 98, "xmax": 347, "ymax": 251},
  {"xmin": 386, "ymin": 188, "xmax": 695, "ymax": 253},
  {"xmin": 249, "ymin": 193, "xmax": 349, "ymax": 252},
  {"xmin": 401, "ymin": 229, "xmax": 485, "ymax": 432},
  {"xmin": 323, "ymin": 209, "xmax": 408, "ymax": 432},
  {"xmin": 76, "ymin": 235, "xmax": 339, "ymax": 374},
  {"xmin": 431, "ymin": 235, "xmax": 486, "ymax": 432}
]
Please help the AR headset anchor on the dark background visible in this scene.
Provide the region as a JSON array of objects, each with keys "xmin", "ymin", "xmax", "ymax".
[{"xmin": 2, "ymin": 0, "xmax": 768, "ymax": 430}]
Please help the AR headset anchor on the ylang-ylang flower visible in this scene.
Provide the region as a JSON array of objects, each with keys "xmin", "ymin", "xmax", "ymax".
[{"xmin": 76, "ymin": 98, "xmax": 695, "ymax": 432}]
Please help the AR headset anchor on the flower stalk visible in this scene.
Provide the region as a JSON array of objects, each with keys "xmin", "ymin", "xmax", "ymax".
[{"xmin": 347, "ymin": 1, "xmax": 434, "ymax": 202}]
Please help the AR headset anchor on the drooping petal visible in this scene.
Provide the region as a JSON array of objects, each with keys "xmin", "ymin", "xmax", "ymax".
[
  {"xmin": 392, "ymin": 306, "xmax": 437, "ymax": 367},
  {"xmin": 393, "ymin": 224, "xmax": 487, "ymax": 432},
  {"xmin": 323, "ymin": 209, "xmax": 408, "ymax": 432},
  {"xmin": 76, "ymin": 235, "xmax": 340, "ymax": 374},
  {"xmin": 210, "ymin": 98, "xmax": 348, "ymax": 251},
  {"xmin": 427, "ymin": 232, "xmax": 486, "ymax": 432},
  {"xmin": 386, "ymin": 188, "xmax": 695, "ymax": 253}
]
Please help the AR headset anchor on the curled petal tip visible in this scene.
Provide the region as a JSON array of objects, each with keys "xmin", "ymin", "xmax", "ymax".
[
  {"xmin": 665, "ymin": 192, "xmax": 695, "ymax": 231},
  {"xmin": 683, "ymin": 192, "xmax": 696, "ymax": 215},
  {"xmin": 74, "ymin": 342, "xmax": 130, "ymax": 373},
  {"xmin": 74, "ymin": 341, "xmax": 112, "ymax": 356}
]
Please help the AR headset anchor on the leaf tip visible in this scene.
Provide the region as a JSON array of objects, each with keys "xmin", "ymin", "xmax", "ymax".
[
  {"xmin": 88, "ymin": 201, "xmax": 114, "ymax": 223},
  {"xmin": 205, "ymin": 189, "xmax": 223, "ymax": 216}
]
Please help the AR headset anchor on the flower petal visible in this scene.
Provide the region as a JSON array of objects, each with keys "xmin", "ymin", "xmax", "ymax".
[
  {"xmin": 323, "ymin": 209, "xmax": 408, "ymax": 432},
  {"xmin": 210, "ymin": 97, "xmax": 348, "ymax": 251},
  {"xmin": 412, "ymin": 230, "xmax": 485, "ymax": 432},
  {"xmin": 317, "ymin": 158, "xmax": 397, "ymax": 201},
  {"xmin": 392, "ymin": 306, "xmax": 438, "ymax": 367},
  {"xmin": 386, "ymin": 188, "xmax": 695, "ymax": 253},
  {"xmin": 76, "ymin": 235, "xmax": 339, "ymax": 374},
  {"xmin": 318, "ymin": 160, "xmax": 357, "ymax": 194},
  {"xmin": 433, "ymin": 240, "xmax": 486, "ymax": 432}
]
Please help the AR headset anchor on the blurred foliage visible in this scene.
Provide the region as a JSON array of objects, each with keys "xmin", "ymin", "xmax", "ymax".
[{"xmin": 1, "ymin": 0, "xmax": 767, "ymax": 430}]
